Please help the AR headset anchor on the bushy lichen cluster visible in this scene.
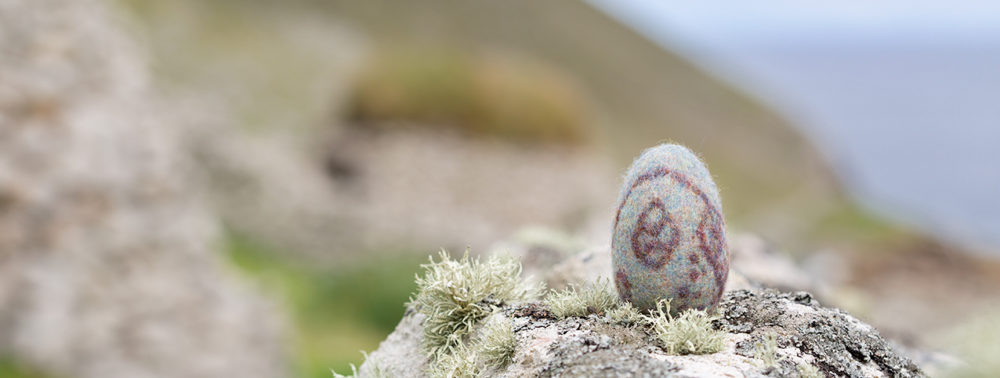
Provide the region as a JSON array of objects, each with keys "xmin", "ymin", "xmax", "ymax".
[
  {"xmin": 544, "ymin": 277, "xmax": 619, "ymax": 318},
  {"xmin": 542, "ymin": 277, "xmax": 724, "ymax": 356},
  {"xmin": 331, "ymin": 351, "xmax": 388, "ymax": 378},
  {"xmin": 606, "ymin": 301, "xmax": 642, "ymax": 324},
  {"xmin": 476, "ymin": 315, "xmax": 517, "ymax": 367},
  {"xmin": 408, "ymin": 250, "xmax": 539, "ymax": 376},
  {"xmin": 642, "ymin": 299, "xmax": 725, "ymax": 355},
  {"xmin": 753, "ymin": 332, "xmax": 823, "ymax": 377},
  {"xmin": 428, "ymin": 343, "xmax": 481, "ymax": 378},
  {"xmin": 755, "ymin": 333, "xmax": 780, "ymax": 367},
  {"xmin": 409, "ymin": 250, "xmax": 539, "ymax": 359},
  {"xmin": 428, "ymin": 314, "xmax": 517, "ymax": 378},
  {"xmin": 427, "ymin": 313, "xmax": 518, "ymax": 378}
]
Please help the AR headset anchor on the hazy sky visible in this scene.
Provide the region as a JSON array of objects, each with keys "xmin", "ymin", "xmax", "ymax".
[{"xmin": 589, "ymin": 0, "xmax": 1000, "ymax": 46}]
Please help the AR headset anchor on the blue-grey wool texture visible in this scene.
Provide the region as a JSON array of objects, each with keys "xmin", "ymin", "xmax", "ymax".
[{"xmin": 612, "ymin": 144, "xmax": 730, "ymax": 312}]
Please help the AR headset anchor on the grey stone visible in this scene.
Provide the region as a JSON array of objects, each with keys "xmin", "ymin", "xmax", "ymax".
[{"xmin": 361, "ymin": 242, "xmax": 926, "ymax": 378}]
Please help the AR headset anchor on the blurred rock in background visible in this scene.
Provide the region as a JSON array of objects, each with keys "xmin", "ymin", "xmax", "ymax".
[
  {"xmin": 320, "ymin": 126, "xmax": 615, "ymax": 257},
  {"xmin": 192, "ymin": 43, "xmax": 618, "ymax": 261},
  {"xmin": 0, "ymin": 0, "xmax": 286, "ymax": 376}
]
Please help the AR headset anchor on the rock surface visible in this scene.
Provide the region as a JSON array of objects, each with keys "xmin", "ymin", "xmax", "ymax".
[
  {"xmin": 364, "ymin": 288, "xmax": 923, "ymax": 377},
  {"xmin": 361, "ymin": 236, "xmax": 925, "ymax": 377},
  {"xmin": 0, "ymin": 0, "xmax": 286, "ymax": 376}
]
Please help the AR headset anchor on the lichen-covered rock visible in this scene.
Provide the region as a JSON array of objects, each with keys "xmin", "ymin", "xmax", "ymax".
[
  {"xmin": 717, "ymin": 290, "xmax": 923, "ymax": 378},
  {"xmin": 612, "ymin": 144, "xmax": 729, "ymax": 312},
  {"xmin": 362, "ymin": 240, "xmax": 925, "ymax": 378},
  {"xmin": 363, "ymin": 289, "xmax": 924, "ymax": 377}
]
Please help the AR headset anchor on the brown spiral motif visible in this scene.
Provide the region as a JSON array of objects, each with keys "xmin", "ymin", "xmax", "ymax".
[{"xmin": 629, "ymin": 198, "xmax": 680, "ymax": 269}]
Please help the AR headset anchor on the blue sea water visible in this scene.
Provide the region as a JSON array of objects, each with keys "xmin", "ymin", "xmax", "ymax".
[{"xmin": 589, "ymin": 0, "xmax": 1000, "ymax": 252}]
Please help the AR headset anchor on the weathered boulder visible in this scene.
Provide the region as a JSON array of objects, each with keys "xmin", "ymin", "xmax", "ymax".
[
  {"xmin": 0, "ymin": 0, "xmax": 286, "ymax": 376},
  {"xmin": 363, "ymin": 289, "xmax": 923, "ymax": 377},
  {"xmin": 358, "ymin": 235, "xmax": 925, "ymax": 377}
]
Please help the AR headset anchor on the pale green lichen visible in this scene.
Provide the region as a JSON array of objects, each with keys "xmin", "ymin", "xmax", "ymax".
[
  {"xmin": 428, "ymin": 342, "xmax": 480, "ymax": 378},
  {"xmin": 797, "ymin": 361, "xmax": 823, "ymax": 378},
  {"xmin": 544, "ymin": 277, "xmax": 618, "ymax": 318},
  {"xmin": 606, "ymin": 300, "xmax": 642, "ymax": 324},
  {"xmin": 330, "ymin": 351, "xmax": 388, "ymax": 378},
  {"xmin": 643, "ymin": 299, "xmax": 725, "ymax": 355},
  {"xmin": 476, "ymin": 314, "xmax": 516, "ymax": 367},
  {"xmin": 755, "ymin": 333, "xmax": 780, "ymax": 368},
  {"xmin": 409, "ymin": 250, "xmax": 539, "ymax": 359},
  {"xmin": 429, "ymin": 313, "xmax": 517, "ymax": 377}
]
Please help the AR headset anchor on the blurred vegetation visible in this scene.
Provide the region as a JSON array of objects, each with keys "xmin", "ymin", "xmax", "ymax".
[
  {"xmin": 115, "ymin": 0, "xmax": 350, "ymax": 132},
  {"xmin": 808, "ymin": 202, "xmax": 912, "ymax": 247},
  {"xmin": 0, "ymin": 358, "xmax": 49, "ymax": 378},
  {"xmin": 937, "ymin": 308, "xmax": 1000, "ymax": 378},
  {"xmin": 349, "ymin": 49, "xmax": 590, "ymax": 144},
  {"xmin": 224, "ymin": 233, "xmax": 424, "ymax": 377}
]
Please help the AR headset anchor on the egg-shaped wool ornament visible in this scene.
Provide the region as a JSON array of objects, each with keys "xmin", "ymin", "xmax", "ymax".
[{"xmin": 612, "ymin": 144, "xmax": 729, "ymax": 312}]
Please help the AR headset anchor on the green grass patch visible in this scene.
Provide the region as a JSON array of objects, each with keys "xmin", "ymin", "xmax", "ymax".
[
  {"xmin": 224, "ymin": 233, "xmax": 424, "ymax": 378},
  {"xmin": 114, "ymin": 0, "xmax": 347, "ymax": 132},
  {"xmin": 808, "ymin": 202, "xmax": 912, "ymax": 249},
  {"xmin": 348, "ymin": 48, "xmax": 592, "ymax": 145}
]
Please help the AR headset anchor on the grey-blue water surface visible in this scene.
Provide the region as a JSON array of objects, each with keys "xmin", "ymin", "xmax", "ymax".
[{"xmin": 589, "ymin": 1, "xmax": 1000, "ymax": 253}]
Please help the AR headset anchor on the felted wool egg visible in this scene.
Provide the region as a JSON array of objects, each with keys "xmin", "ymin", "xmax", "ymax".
[{"xmin": 612, "ymin": 144, "xmax": 729, "ymax": 312}]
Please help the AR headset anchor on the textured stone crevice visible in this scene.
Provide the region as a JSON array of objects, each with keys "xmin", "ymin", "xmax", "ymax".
[
  {"xmin": 364, "ymin": 288, "xmax": 924, "ymax": 377},
  {"xmin": 717, "ymin": 290, "xmax": 922, "ymax": 378}
]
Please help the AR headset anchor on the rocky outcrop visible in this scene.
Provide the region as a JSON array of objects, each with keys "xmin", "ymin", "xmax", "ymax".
[
  {"xmin": 363, "ymin": 290, "xmax": 922, "ymax": 377},
  {"xmin": 0, "ymin": 0, "xmax": 286, "ymax": 376},
  {"xmin": 359, "ymin": 234, "xmax": 926, "ymax": 377}
]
